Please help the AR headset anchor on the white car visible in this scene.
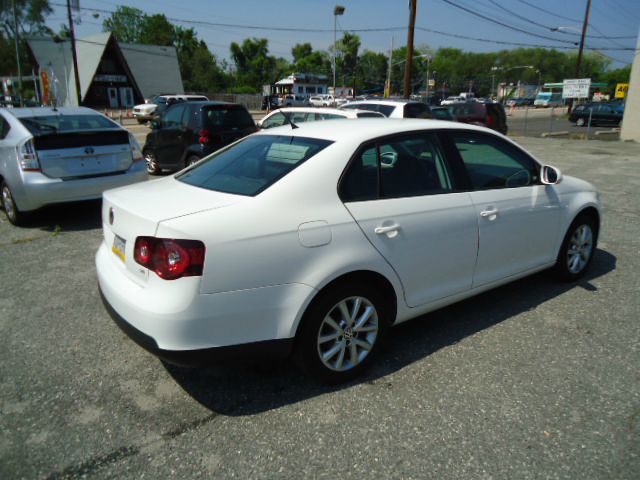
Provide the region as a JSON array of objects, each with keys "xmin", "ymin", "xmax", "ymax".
[
  {"xmin": 440, "ymin": 96, "xmax": 465, "ymax": 106},
  {"xmin": 340, "ymin": 99, "xmax": 432, "ymax": 118},
  {"xmin": 258, "ymin": 107, "xmax": 385, "ymax": 129},
  {"xmin": 0, "ymin": 107, "xmax": 147, "ymax": 225},
  {"xmin": 308, "ymin": 95, "xmax": 333, "ymax": 107},
  {"xmin": 97, "ymin": 119, "xmax": 601, "ymax": 382},
  {"xmin": 132, "ymin": 94, "xmax": 208, "ymax": 123}
]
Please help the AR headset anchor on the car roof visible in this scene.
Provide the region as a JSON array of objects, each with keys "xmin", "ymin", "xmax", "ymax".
[
  {"xmin": 342, "ymin": 99, "xmax": 419, "ymax": 107},
  {"xmin": 255, "ymin": 117, "xmax": 492, "ymax": 143},
  {"xmin": 5, "ymin": 106, "xmax": 103, "ymax": 118},
  {"xmin": 268, "ymin": 107, "xmax": 380, "ymax": 117},
  {"xmin": 181, "ymin": 101, "xmax": 244, "ymax": 108}
]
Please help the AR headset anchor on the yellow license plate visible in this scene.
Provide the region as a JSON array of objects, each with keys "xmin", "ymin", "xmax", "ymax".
[{"xmin": 112, "ymin": 235, "xmax": 126, "ymax": 262}]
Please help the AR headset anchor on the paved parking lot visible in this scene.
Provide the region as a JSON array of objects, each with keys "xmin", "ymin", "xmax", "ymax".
[{"xmin": 1, "ymin": 136, "xmax": 639, "ymax": 479}]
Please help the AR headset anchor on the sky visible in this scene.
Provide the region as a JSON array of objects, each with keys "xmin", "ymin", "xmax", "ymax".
[{"xmin": 45, "ymin": 0, "xmax": 640, "ymax": 69}]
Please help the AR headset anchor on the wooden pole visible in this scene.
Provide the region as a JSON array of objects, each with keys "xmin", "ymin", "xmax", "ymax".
[{"xmin": 403, "ymin": 0, "xmax": 417, "ymax": 99}]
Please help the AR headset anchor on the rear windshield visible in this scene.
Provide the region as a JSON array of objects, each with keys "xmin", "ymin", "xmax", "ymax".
[
  {"xmin": 203, "ymin": 106, "xmax": 255, "ymax": 129},
  {"xmin": 19, "ymin": 114, "xmax": 117, "ymax": 136},
  {"xmin": 177, "ymin": 135, "xmax": 333, "ymax": 196},
  {"xmin": 403, "ymin": 103, "xmax": 432, "ymax": 118}
]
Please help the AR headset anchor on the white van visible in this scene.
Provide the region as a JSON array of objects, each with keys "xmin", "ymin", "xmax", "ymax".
[{"xmin": 534, "ymin": 92, "xmax": 564, "ymax": 108}]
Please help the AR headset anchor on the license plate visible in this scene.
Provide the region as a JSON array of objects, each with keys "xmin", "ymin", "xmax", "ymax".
[{"xmin": 112, "ymin": 235, "xmax": 126, "ymax": 262}]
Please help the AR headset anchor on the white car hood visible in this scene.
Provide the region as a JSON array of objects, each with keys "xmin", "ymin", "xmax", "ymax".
[{"xmin": 104, "ymin": 176, "xmax": 246, "ymax": 224}]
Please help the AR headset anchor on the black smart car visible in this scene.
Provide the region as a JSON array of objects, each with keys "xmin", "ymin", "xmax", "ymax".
[{"xmin": 143, "ymin": 101, "xmax": 256, "ymax": 175}]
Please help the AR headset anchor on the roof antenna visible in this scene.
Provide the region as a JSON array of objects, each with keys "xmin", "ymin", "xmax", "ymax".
[{"xmin": 282, "ymin": 111, "xmax": 298, "ymax": 129}]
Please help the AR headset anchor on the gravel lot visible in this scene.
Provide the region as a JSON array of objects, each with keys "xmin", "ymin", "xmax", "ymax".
[{"xmin": 1, "ymin": 136, "xmax": 639, "ymax": 479}]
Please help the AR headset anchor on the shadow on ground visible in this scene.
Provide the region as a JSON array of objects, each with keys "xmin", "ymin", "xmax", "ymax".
[
  {"xmin": 12, "ymin": 199, "xmax": 102, "ymax": 232},
  {"xmin": 164, "ymin": 248, "xmax": 616, "ymax": 416}
]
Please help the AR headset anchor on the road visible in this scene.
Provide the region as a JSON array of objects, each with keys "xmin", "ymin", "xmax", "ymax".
[{"xmin": 1, "ymin": 135, "xmax": 638, "ymax": 479}]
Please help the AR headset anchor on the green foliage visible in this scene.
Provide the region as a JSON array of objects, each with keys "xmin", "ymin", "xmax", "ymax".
[
  {"xmin": 230, "ymin": 38, "xmax": 278, "ymax": 92},
  {"xmin": 139, "ymin": 14, "xmax": 174, "ymax": 46},
  {"xmin": 292, "ymin": 42, "xmax": 329, "ymax": 76},
  {"xmin": 0, "ymin": 0, "xmax": 52, "ymax": 37},
  {"xmin": 102, "ymin": 6, "xmax": 145, "ymax": 43}
]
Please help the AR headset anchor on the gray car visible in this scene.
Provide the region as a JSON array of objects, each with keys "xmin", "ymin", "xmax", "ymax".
[{"xmin": 0, "ymin": 107, "xmax": 148, "ymax": 225}]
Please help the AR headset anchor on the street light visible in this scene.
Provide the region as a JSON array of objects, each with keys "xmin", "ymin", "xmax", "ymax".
[{"xmin": 333, "ymin": 5, "xmax": 345, "ymax": 96}]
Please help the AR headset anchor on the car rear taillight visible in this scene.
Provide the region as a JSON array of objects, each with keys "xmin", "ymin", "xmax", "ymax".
[
  {"xmin": 134, "ymin": 237, "xmax": 205, "ymax": 280},
  {"xmin": 486, "ymin": 115, "xmax": 494, "ymax": 127},
  {"xmin": 128, "ymin": 133, "xmax": 144, "ymax": 162},
  {"xmin": 198, "ymin": 129, "xmax": 210, "ymax": 145},
  {"xmin": 17, "ymin": 138, "xmax": 41, "ymax": 171}
]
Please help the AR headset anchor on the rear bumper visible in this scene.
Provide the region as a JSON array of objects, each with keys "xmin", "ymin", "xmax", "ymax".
[
  {"xmin": 100, "ymin": 287, "xmax": 294, "ymax": 366},
  {"xmin": 11, "ymin": 161, "xmax": 148, "ymax": 212},
  {"xmin": 95, "ymin": 241, "xmax": 314, "ymax": 365}
]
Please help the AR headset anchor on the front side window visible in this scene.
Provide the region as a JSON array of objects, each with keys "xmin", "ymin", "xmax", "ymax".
[
  {"xmin": 340, "ymin": 132, "xmax": 454, "ymax": 202},
  {"xmin": 450, "ymin": 132, "xmax": 539, "ymax": 190},
  {"xmin": 177, "ymin": 135, "xmax": 333, "ymax": 196},
  {"xmin": 162, "ymin": 105, "xmax": 186, "ymax": 128}
]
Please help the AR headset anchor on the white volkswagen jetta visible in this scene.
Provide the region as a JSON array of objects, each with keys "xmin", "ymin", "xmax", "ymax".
[{"xmin": 96, "ymin": 119, "xmax": 601, "ymax": 383}]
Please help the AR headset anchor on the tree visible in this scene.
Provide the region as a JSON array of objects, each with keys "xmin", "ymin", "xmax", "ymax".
[
  {"xmin": 174, "ymin": 26, "xmax": 228, "ymax": 92},
  {"xmin": 0, "ymin": 0, "xmax": 52, "ymax": 37},
  {"xmin": 357, "ymin": 50, "xmax": 388, "ymax": 93},
  {"xmin": 230, "ymin": 38, "xmax": 277, "ymax": 91},
  {"xmin": 102, "ymin": 6, "xmax": 145, "ymax": 43},
  {"xmin": 140, "ymin": 14, "xmax": 174, "ymax": 46},
  {"xmin": 336, "ymin": 32, "xmax": 360, "ymax": 89},
  {"xmin": 291, "ymin": 42, "xmax": 329, "ymax": 76}
]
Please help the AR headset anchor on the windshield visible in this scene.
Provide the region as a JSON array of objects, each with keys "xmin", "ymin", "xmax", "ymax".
[
  {"xmin": 536, "ymin": 93, "xmax": 552, "ymax": 99},
  {"xmin": 19, "ymin": 114, "xmax": 117, "ymax": 135},
  {"xmin": 177, "ymin": 135, "xmax": 333, "ymax": 196}
]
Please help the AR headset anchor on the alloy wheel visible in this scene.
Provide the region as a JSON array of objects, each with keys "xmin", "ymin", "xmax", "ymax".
[
  {"xmin": 316, "ymin": 296, "xmax": 379, "ymax": 372},
  {"xmin": 566, "ymin": 224, "xmax": 593, "ymax": 274}
]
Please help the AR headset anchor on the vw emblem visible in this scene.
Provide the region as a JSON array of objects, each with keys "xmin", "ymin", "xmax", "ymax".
[
  {"xmin": 85, "ymin": 147, "xmax": 95, "ymax": 154},
  {"xmin": 108, "ymin": 207, "xmax": 114, "ymax": 225}
]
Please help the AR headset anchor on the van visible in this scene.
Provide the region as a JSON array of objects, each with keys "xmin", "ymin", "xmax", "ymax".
[{"xmin": 534, "ymin": 92, "xmax": 564, "ymax": 108}]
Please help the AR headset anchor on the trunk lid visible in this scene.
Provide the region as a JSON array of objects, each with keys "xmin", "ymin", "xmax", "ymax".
[{"xmin": 34, "ymin": 130, "xmax": 132, "ymax": 179}]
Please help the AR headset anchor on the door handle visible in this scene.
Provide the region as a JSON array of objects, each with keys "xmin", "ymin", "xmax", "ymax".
[
  {"xmin": 480, "ymin": 208, "xmax": 499, "ymax": 218},
  {"xmin": 374, "ymin": 224, "xmax": 400, "ymax": 236}
]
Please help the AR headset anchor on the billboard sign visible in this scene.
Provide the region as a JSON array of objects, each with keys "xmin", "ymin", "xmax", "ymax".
[
  {"xmin": 615, "ymin": 83, "xmax": 629, "ymax": 99},
  {"xmin": 562, "ymin": 78, "xmax": 591, "ymax": 99}
]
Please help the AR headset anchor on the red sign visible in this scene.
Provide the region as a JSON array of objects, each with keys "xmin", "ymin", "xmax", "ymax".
[{"xmin": 40, "ymin": 70, "xmax": 50, "ymax": 105}]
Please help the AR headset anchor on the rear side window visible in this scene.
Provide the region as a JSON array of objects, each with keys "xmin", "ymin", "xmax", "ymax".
[
  {"xmin": 177, "ymin": 135, "xmax": 332, "ymax": 196},
  {"xmin": 18, "ymin": 114, "xmax": 117, "ymax": 135},
  {"xmin": 0, "ymin": 115, "xmax": 10, "ymax": 139},
  {"xmin": 204, "ymin": 107, "xmax": 254, "ymax": 129}
]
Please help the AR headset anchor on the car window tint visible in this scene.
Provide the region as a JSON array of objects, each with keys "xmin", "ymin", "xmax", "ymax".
[
  {"xmin": 340, "ymin": 132, "xmax": 454, "ymax": 202},
  {"xmin": 204, "ymin": 107, "xmax": 254, "ymax": 129},
  {"xmin": 176, "ymin": 135, "xmax": 332, "ymax": 196},
  {"xmin": 377, "ymin": 105, "xmax": 395, "ymax": 117},
  {"xmin": 162, "ymin": 105, "xmax": 186, "ymax": 128},
  {"xmin": 403, "ymin": 103, "xmax": 432, "ymax": 118},
  {"xmin": 356, "ymin": 112, "xmax": 383, "ymax": 118},
  {"xmin": 451, "ymin": 132, "xmax": 539, "ymax": 190},
  {"xmin": 0, "ymin": 115, "xmax": 10, "ymax": 139},
  {"xmin": 261, "ymin": 112, "xmax": 286, "ymax": 129},
  {"xmin": 18, "ymin": 114, "xmax": 116, "ymax": 135},
  {"xmin": 317, "ymin": 113, "xmax": 344, "ymax": 120}
]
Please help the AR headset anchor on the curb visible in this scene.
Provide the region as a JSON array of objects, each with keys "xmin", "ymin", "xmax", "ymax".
[{"xmin": 541, "ymin": 131, "xmax": 570, "ymax": 138}]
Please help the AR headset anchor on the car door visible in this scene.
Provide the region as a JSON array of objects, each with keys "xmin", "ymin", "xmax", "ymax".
[
  {"xmin": 155, "ymin": 104, "xmax": 188, "ymax": 167},
  {"xmin": 446, "ymin": 131, "xmax": 562, "ymax": 287},
  {"xmin": 340, "ymin": 132, "xmax": 478, "ymax": 308}
]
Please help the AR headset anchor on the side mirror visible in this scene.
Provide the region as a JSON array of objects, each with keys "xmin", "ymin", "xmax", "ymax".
[
  {"xmin": 150, "ymin": 119, "xmax": 161, "ymax": 130},
  {"xmin": 541, "ymin": 165, "xmax": 562, "ymax": 185}
]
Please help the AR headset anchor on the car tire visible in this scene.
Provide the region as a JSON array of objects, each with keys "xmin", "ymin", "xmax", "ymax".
[
  {"xmin": 554, "ymin": 213, "xmax": 597, "ymax": 281},
  {"xmin": 144, "ymin": 150, "xmax": 161, "ymax": 175},
  {"xmin": 576, "ymin": 118, "xmax": 586, "ymax": 127},
  {"xmin": 295, "ymin": 282, "xmax": 388, "ymax": 383},
  {"xmin": 1, "ymin": 181, "xmax": 25, "ymax": 226},
  {"xmin": 185, "ymin": 155, "xmax": 200, "ymax": 168}
]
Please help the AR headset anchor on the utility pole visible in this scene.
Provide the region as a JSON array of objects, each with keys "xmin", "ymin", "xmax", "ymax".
[
  {"xmin": 67, "ymin": 0, "xmax": 82, "ymax": 106},
  {"xmin": 12, "ymin": 0, "xmax": 23, "ymax": 106},
  {"xmin": 570, "ymin": 0, "xmax": 591, "ymax": 113},
  {"xmin": 403, "ymin": 0, "xmax": 417, "ymax": 99},
  {"xmin": 385, "ymin": 36, "xmax": 393, "ymax": 98}
]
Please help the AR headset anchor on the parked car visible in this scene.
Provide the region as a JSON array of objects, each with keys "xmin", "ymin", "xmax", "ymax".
[
  {"xmin": 143, "ymin": 101, "xmax": 256, "ymax": 175},
  {"xmin": 258, "ymin": 107, "xmax": 385, "ymax": 129},
  {"xmin": 506, "ymin": 97, "xmax": 534, "ymax": 107},
  {"xmin": 569, "ymin": 102, "xmax": 623, "ymax": 127},
  {"xmin": 133, "ymin": 94, "xmax": 209, "ymax": 124},
  {"xmin": 308, "ymin": 95, "xmax": 334, "ymax": 107},
  {"xmin": 448, "ymin": 101, "xmax": 508, "ymax": 134},
  {"xmin": 534, "ymin": 92, "xmax": 564, "ymax": 108},
  {"xmin": 440, "ymin": 96, "xmax": 465, "ymax": 105},
  {"xmin": 275, "ymin": 94, "xmax": 309, "ymax": 107},
  {"xmin": 97, "ymin": 118, "xmax": 600, "ymax": 383},
  {"xmin": 340, "ymin": 99, "xmax": 432, "ymax": 118},
  {"xmin": 0, "ymin": 107, "xmax": 147, "ymax": 225}
]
